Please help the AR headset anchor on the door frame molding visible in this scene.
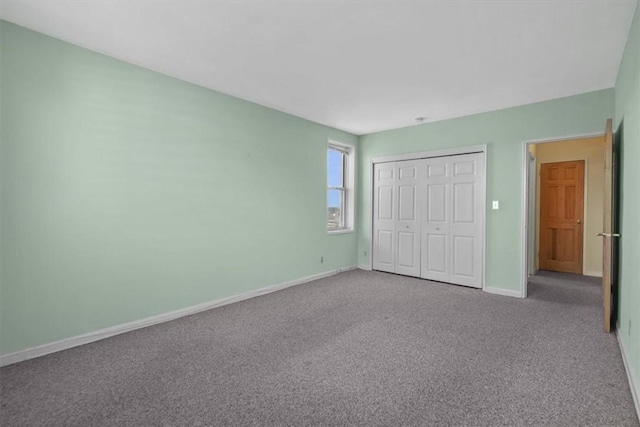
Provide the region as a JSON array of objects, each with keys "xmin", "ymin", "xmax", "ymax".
[
  {"xmin": 527, "ymin": 152, "xmax": 537, "ymax": 276},
  {"xmin": 368, "ymin": 144, "xmax": 487, "ymax": 290},
  {"xmin": 520, "ymin": 132, "xmax": 603, "ymax": 298}
]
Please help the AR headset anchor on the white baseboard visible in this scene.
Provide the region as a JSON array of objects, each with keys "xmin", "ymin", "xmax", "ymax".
[
  {"xmin": 583, "ymin": 270, "xmax": 603, "ymax": 278},
  {"xmin": 617, "ymin": 329, "xmax": 640, "ymax": 420},
  {"xmin": 0, "ymin": 265, "xmax": 357, "ymax": 367},
  {"xmin": 358, "ymin": 264, "xmax": 372, "ymax": 271},
  {"xmin": 483, "ymin": 286, "xmax": 523, "ymax": 298}
]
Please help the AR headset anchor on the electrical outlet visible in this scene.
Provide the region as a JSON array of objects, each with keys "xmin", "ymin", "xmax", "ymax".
[
  {"xmin": 492, "ymin": 200, "xmax": 500, "ymax": 210},
  {"xmin": 320, "ymin": 256, "xmax": 324, "ymax": 264}
]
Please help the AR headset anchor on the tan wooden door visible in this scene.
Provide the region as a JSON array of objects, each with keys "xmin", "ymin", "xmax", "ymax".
[
  {"xmin": 539, "ymin": 160, "xmax": 585, "ymax": 274},
  {"xmin": 600, "ymin": 118, "xmax": 617, "ymax": 333}
]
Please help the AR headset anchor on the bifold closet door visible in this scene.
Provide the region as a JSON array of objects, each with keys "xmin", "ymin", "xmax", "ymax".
[
  {"xmin": 374, "ymin": 152, "xmax": 483, "ymax": 286},
  {"xmin": 421, "ymin": 153, "xmax": 484, "ymax": 288},
  {"xmin": 372, "ymin": 161, "xmax": 421, "ymax": 276}
]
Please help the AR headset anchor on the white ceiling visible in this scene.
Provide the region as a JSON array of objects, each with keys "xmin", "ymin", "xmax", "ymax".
[{"xmin": 1, "ymin": 1, "xmax": 637, "ymax": 135}]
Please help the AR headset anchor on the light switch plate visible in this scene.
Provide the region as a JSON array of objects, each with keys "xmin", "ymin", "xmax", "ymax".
[{"xmin": 492, "ymin": 200, "xmax": 499, "ymax": 210}]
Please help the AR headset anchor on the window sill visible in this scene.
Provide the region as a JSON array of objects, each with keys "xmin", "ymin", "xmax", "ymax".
[{"xmin": 328, "ymin": 228, "xmax": 355, "ymax": 235}]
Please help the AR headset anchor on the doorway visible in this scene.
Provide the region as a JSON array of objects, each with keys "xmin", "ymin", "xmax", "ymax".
[{"xmin": 523, "ymin": 134, "xmax": 606, "ymax": 283}]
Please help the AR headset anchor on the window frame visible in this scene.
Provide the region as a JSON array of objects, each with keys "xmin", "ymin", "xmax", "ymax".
[{"xmin": 327, "ymin": 140, "xmax": 355, "ymax": 234}]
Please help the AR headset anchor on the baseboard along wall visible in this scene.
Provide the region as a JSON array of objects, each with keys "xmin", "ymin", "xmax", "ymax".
[
  {"xmin": 483, "ymin": 286, "xmax": 524, "ymax": 299},
  {"xmin": 583, "ymin": 270, "xmax": 604, "ymax": 278},
  {"xmin": 617, "ymin": 329, "xmax": 640, "ymax": 420},
  {"xmin": 360, "ymin": 266, "xmax": 522, "ymax": 298},
  {"xmin": 0, "ymin": 266, "xmax": 357, "ymax": 367}
]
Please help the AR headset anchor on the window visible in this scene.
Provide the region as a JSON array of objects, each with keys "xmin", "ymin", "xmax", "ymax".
[{"xmin": 327, "ymin": 142, "xmax": 354, "ymax": 232}]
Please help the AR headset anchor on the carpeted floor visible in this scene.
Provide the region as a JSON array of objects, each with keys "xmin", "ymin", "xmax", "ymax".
[{"xmin": 1, "ymin": 270, "xmax": 638, "ymax": 426}]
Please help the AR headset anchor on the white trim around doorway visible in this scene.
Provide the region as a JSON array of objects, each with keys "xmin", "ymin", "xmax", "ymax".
[{"xmin": 520, "ymin": 132, "xmax": 604, "ymax": 298}]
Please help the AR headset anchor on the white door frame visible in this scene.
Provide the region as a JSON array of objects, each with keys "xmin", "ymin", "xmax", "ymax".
[
  {"xmin": 368, "ymin": 144, "xmax": 487, "ymax": 290},
  {"xmin": 527, "ymin": 152, "xmax": 537, "ymax": 277},
  {"xmin": 520, "ymin": 132, "xmax": 604, "ymax": 298}
]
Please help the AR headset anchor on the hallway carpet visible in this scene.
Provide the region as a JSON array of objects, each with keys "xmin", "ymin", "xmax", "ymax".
[{"xmin": 1, "ymin": 270, "xmax": 638, "ymax": 426}]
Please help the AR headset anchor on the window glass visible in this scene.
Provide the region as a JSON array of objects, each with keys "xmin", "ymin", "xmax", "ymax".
[
  {"xmin": 327, "ymin": 148, "xmax": 344, "ymax": 187},
  {"xmin": 327, "ymin": 189, "xmax": 343, "ymax": 229},
  {"xmin": 327, "ymin": 144, "xmax": 349, "ymax": 230}
]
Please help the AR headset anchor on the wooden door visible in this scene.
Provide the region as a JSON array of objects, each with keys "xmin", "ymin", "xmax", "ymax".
[
  {"xmin": 539, "ymin": 160, "xmax": 585, "ymax": 274},
  {"xmin": 601, "ymin": 118, "xmax": 617, "ymax": 333}
]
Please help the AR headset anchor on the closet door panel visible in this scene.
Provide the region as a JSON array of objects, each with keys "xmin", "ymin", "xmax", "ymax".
[
  {"xmin": 397, "ymin": 232, "xmax": 417, "ymax": 268},
  {"xmin": 453, "ymin": 182, "xmax": 475, "ymax": 223},
  {"xmin": 421, "ymin": 157, "xmax": 451, "ymax": 282},
  {"xmin": 376, "ymin": 230, "xmax": 394, "ymax": 267},
  {"xmin": 452, "ymin": 235, "xmax": 475, "ymax": 278},
  {"xmin": 395, "ymin": 160, "xmax": 421, "ymax": 277},
  {"xmin": 449, "ymin": 153, "xmax": 484, "ymax": 287},
  {"xmin": 426, "ymin": 233, "xmax": 447, "ymax": 274},
  {"xmin": 373, "ymin": 162, "xmax": 396, "ymax": 273}
]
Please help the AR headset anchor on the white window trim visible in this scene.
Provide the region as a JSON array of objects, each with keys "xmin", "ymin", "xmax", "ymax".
[{"xmin": 327, "ymin": 140, "xmax": 355, "ymax": 234}]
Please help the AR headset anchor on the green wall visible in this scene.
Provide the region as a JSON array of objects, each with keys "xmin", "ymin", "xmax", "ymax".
[
  {"xmin": 615, "ymin": 4, "xmax": 640, "ymax": 400},
  {"xmin": 357, "ymin": 89, "xmax": 615, "ymax": 291},
  {"xmin": 0, "ymin": 21, "xmax": 358, "ymax": 355}
]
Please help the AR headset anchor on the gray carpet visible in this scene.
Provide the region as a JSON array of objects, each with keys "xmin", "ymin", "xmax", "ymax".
[{"xmin": 1, "ymin": 270, "xmax": 638, "ymax": 426}]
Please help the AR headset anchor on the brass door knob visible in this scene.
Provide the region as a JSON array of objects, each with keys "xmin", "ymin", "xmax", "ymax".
[{"xmin": 577, "ymin": 219, "xmax": 581, "ymax": 224}]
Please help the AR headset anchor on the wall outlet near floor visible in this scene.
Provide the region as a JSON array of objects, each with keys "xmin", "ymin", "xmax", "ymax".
[{"xmin": 492, "ymin": 200, "xmax": 500, "ymax": 210}]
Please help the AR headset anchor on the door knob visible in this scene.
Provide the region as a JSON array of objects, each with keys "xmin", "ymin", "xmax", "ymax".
[{"xmin": 577, "ymin": 219, "xmax": 581, "ymax": 224}]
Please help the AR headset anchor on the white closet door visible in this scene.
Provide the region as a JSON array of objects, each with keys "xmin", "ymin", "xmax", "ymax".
[
  {"xmin": 395, "ymin": 160, "xmax": 421, "ymax": 277},
  {"xmin": 421, "ymin": 157, "xmax": 451, "ymax": 282},
  {"xmin": 449, "ymin": 153, "xmax": 484, "ymax": 288},
  {"xmin": 373, "ymin": 162, "xmax": 396, "ymax": 273},
  {"xmin": 373, "ymin": 152, "xmax": 484, "ymax": 287}
]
